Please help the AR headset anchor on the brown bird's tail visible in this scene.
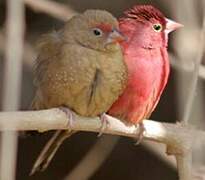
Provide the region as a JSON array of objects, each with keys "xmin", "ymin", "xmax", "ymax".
[{"xmin": 30, "ymin": 130, "xmax": 76, "ymax": 175}]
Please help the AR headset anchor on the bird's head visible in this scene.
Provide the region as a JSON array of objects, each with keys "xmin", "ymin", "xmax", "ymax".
[
  {"xmin": 63, "ymin": 10, "xmax": 126, "ymax": 51},
  {"xmin": 120, "ymin": 5, "xmax": 183, "ymax": 49}
]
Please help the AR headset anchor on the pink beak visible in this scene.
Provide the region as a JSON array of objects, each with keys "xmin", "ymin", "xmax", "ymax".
[{"xmin": 165, "ymin": 18, "xmax": 183, "ymax": 33}]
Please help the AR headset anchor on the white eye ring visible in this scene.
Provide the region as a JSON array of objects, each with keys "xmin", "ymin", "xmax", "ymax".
[
  {"xmin": 153, "ymin": 23, "xmax": 163, "ymax": 32},
  {"xmin": 92, "ymin": 28, "xmax": 103, "ymax": 36}
]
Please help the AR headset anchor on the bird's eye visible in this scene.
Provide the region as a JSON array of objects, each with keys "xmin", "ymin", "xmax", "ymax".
[
  {"xmin": 92, "ymin": 28, "xmax": 103, "ymax": 36},
  {"xmin": 153, "ymin": 24, "xmax": 163, "ymax": 32}
]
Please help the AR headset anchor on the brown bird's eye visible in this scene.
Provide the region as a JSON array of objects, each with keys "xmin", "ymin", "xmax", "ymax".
[
  {"xmin": 153, "ymin": 24, "xmax": 163, "ymax": 32},
  {"xmin": 92, "ymin": 28, "xmax": 103, "ymax": 36}
]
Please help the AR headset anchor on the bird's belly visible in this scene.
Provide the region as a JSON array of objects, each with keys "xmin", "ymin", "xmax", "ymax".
[
  {"xmin": 109, "ymin": 68, "xmax": 163, "ymax": 124},
  {"xmin": 40, "ymin": 70, "xmax": 125, "ymax": 117},
  {"xmin": 108, "ymin": 85, "xmax": 157, "ymax": 124}
]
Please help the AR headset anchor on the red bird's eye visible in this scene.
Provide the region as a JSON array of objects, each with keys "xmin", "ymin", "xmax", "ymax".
[{"xmin": 153, "ymin": 23, "xmax": 163, "ymax": 32}]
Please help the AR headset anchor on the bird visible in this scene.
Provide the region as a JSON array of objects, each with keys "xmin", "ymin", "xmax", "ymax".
[
  {"xmin": 108, "ymin": 5, "xmax": 182, "ymax": 126},
  {"xmin": 30, "ymin": 9, "xmax": 128, "ymax": 174}
]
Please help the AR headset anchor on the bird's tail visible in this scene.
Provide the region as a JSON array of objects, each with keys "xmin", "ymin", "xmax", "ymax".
[{"xmin": 30, "ymin": 130, "xmax": 76, "ymax": 175}]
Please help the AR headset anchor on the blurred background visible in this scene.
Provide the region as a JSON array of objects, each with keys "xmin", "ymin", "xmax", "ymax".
[{"xmin": 0, "ymin": 0, "xmax": 204, "ymax": 180}]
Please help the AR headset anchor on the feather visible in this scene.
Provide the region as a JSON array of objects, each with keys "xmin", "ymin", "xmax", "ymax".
[{"xmin": 121, "ymin": 5, "xmax": 166, "ymax": 25}]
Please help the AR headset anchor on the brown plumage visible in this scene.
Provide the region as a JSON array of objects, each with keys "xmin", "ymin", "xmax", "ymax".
[{"xmin": 31, "ymin": 9, "xmax": 127, "ymax": 174}]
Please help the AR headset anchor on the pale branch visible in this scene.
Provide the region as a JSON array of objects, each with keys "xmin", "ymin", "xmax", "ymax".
[
  {"xmin": 181, "ymin": 15, "xmax": 205, "ymax": 124},
  {"xmin": 64, "ymin": 136, "xmax": 119, "ymax": 180},
  {"xmin": 0, "ymin": 108, "xmax": 200, "ymax": 136},
  {"xmin": 24, "ymin": 0, "xmax": 77, "ymax": 21},
  {"xmin": 0, "ymin": 0, "xmax": 25, "ymax": 180},
  {"xmin": 0, "ymin": 109, "xmax": 203, "ymax": 179},
  {"xmin": 0, "ymin": 30, "xmax": 37, "ymax": 68},
  {"xmin": 169, "ymin": 53, "xmax": 205, "ymax": 81},
  {"xmin": 176, "ymin": 153, "xmax": 192, "ymax": 180},
  {"xmin": 0, "ymin": 111, "xmax": 203, "ymax": 147}
]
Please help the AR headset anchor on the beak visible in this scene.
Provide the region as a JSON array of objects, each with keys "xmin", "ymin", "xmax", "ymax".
[
  {"xmin": 165, "ymin": 18, "xmax": 183, "ymax": 34},
  {"xmin": 106, "ymin": 28, "xmax": 126, "ymax": 44}
]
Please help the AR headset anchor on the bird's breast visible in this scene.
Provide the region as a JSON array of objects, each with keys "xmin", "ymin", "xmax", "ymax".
[
  {"xmin": 109, "ymin": 47, "xmax": 169, "ymax": 123},
  {"xmin": 38, "ymin": 45, "xmax": 127, "ymax": 117}
]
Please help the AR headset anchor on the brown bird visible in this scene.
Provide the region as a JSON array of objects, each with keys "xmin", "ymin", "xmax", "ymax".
[{"xmin": 31, "ymin": 9, "xmax": 127, "ymax": 174}]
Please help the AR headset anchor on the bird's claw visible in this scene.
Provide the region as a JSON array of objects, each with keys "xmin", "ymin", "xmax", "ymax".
[
  {"xmin": 134, "ymin": 122, "xmax": 145, "ymax": 145},
  {"xmin": 98, "ymin": 113, "xmax": 109, "ymax": 137},
  {"xmin": 59, "ymin": 107, "xmax": 75, "ymax": 130}
]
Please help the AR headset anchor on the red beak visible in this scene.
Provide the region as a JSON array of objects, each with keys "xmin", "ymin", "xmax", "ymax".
[
  {"xmin": 165, "ymin": 18, "xmax": 183, "ymax": 33},
  {"xmin": 106, "ymin": 29, "xmax": 126, "ymax": 44}
]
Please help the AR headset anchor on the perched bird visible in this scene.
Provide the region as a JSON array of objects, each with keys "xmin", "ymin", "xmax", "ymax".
[
  {"xmin": 108, "ymin": 5, "xmax": 182, "ymax": 124},
  {"xmin": 31, "ymin": 10, "xmax": 127, "ymax": 174}
]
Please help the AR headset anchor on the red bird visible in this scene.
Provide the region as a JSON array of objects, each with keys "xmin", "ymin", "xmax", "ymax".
[{"xmin": 108, "ymin": 5, "xmax": 182, "ymax": 124}]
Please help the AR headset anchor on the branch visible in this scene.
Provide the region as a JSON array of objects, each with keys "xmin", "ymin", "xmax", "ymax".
[
  {"xmin": 0, "ymin": 109, "xmax": 204, "ymax": 179},
  {"xmin": 181, "ymin": 13, "xmax": 205, "ymax": 124},
  {"xmin": 0, "ymin": 108, "xmax": 203, "ymax": 143},
  {"xmin": 0, "ymin": 108, "xmax": 199, "ymax": 135},
  {"xmin": 64, "ymin": 136, "xmax": 119, "ymax": 180},
  {"xmin": 176, "ymin": 153, "xmax": 192, "ymax": 180},
  {"xmin": 0, "ymin": 0, "xmax": 25, "ymax": 180},
  {"xmin": 169, "ymin": 53, "xmax": 205, "ymax": 81},
  {"xmin": 24, "ymin": 0, "xmax": 77, "ymax": 21},
  {"xmin": 0, "ymin": 30, "xmax": 37, "ymax": 68}
]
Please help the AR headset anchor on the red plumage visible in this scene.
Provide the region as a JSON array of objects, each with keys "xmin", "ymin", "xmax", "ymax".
[{"xmin": 108, "ymin": 5, "xmax": 182, "ymax": 124}]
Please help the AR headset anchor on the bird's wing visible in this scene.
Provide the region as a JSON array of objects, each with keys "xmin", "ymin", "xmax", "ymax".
[{"xmin": 33, "ymin": 31, "xmax": 63, "ymax": 87}]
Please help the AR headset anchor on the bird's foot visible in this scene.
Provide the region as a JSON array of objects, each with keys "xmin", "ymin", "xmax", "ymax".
[
  {"xmin": 98, "ymin": 113, "xmax": 109, "ymax": 137},
  {"xmin": 59, "ymin": 107, "xmax": 75, "ymax": 130},
  {"xmin": 134, "ymin": 122, "xmax": 145, "ymax": 145}
]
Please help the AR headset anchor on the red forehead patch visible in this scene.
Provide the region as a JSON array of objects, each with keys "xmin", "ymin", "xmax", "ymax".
[{"xmin": 96, "ymin": 23, "xmax": 112, "ymax": 32}]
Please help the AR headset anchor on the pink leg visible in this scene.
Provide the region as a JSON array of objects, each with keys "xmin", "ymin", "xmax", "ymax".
[
  {"xmin": 135, "ymin": 122, "xmax": 145, "ymax": 145},
  {"xmin": 59, "ymin": 107, "xmax": 75, "ymax": 129},
  {"xmin": 98, "ymin": 113, "xmax": 110, "ymax": 137}
]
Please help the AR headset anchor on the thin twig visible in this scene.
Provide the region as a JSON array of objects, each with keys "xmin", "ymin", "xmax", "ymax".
[
  {"xmin": 169, "ymin": 53, "xmax": 205, "ymax": 81},
  {"xmin": 182, "ymin": 16, "xmax": 205, "ymax": 124},
  {"xmin": 143, "ymin": 141, "xmax": 176, "ymax": 169},
  {"xmin": 0, "ymin": 0, "xmax": 25, "ymax": 180},
  {"xmin": 64, "ymin": 136, "xmax": 119, "ymax": 180},
  {"xmin": 0, "ymin": 30, "xmax": 37, "ymax": 68},
  {"xmin": 171, "ymin": 1, "xmax": 205, "ymax": 179},
  {"xmin": 176, "ymin": 153, "xmax": 192, "ymax": 180},
  {"xmin": 24, "ymin": 0, "xmax": 77, "ymax": 21},
  {"xmin": 2, "ymin": 3, "xmax": 24, "ymax": 110}
]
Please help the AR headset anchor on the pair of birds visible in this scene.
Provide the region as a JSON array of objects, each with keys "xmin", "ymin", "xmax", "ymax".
[{"xmin": 31, "ymin": 5, "xmax": 182, "ymax": 174}]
